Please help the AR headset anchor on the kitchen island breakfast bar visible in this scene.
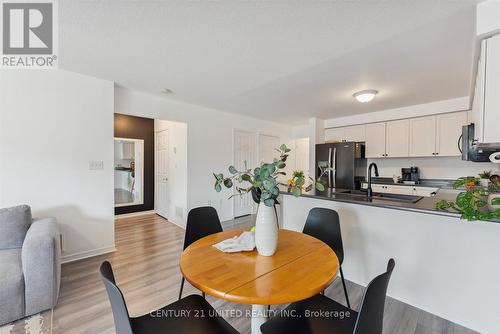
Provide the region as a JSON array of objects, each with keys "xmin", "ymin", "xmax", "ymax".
[{"xmin": 280, "ymin": 189, "xmax": 500, "ymax": 334}]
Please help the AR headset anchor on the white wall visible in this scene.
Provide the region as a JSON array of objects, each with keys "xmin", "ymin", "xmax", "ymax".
[
  {"xmin": 115, "ymin": 88, "xmax": 291, "ymax": 221},
  {"xmin": 282, "ymin": 195, "xmax": 500, "ymax": 334},
  {"xmin": 155, "ymin": 119, "xmax": 188, "ymax": 226},
  {"xmin": 0, "ymin": 70, "xmax": 115, "ymax": 262}
]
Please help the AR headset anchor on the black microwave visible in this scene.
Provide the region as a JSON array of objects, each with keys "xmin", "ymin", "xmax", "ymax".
[{"xmin": 461, "ymin": 124, "xmax": 500, "ymax": 162}]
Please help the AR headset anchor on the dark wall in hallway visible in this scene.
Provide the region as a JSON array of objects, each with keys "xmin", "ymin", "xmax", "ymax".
[{"xmin": 114, "ymin": 113, "xmax": 154, "ymax": 215}]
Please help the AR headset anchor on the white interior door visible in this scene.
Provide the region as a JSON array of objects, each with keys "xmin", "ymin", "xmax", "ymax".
[
  {"xmin": 155, "ymin": 130, "xmax": 169, "ymax": 219},
  {"xmin": 233, "ymin": 130, "xmax": 257, "ymax": 217},
  {"xmin": 258, "ymin": 134, "xmax": 280, "ymax": 165},
  {"xmin": 294, "ymin": 138, "xmax": 310, "ymax": 177}
]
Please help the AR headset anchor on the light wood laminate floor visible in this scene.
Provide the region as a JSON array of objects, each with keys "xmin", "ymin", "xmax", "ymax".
[{"xmin": 53, "ymin": 213, "xmax": 478, "ymax": 334}]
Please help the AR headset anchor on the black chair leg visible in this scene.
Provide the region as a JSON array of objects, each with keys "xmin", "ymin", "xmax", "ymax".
[
  {"xmin": 339, "ymin": 266, "xmax": 351, "ymax": 309},
  {"xmin": 178, "ymin": 277, "xmax": 185, "ymax": 300}
]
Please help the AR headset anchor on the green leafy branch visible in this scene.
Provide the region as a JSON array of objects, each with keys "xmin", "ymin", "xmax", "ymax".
[
  {"xmin": 213, "ymin": 144, "xmax": 291, "ymax": 207},
  {"xmin": 435, "ymin": 176, "xmax": 500, "ymax": 221},
  {"xmin": 287, "ymin": 170, "xmax": 326, "ymax": 197}
]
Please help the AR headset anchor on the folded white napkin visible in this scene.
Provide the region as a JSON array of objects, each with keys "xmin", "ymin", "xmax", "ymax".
[{"xmin": 213, "ymin": 231, "xmax": 256, "ymax": 252}]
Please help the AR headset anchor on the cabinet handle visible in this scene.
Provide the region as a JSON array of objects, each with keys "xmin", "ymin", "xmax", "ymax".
[
  {"xmin": 432, "ymin": 153, "xmax": 435, "ymax": 155},
  {"xmin": 435, "ymin": 152, "xmax": 439, "ymax": 155}
]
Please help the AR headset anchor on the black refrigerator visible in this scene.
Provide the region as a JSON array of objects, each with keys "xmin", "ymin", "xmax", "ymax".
[{"xmin": 315, "ymin": 142, "xmax": 366, "ymax": 190}]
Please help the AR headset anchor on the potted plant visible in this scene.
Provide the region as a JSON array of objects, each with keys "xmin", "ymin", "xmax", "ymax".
[
  {"xmin": 488, "ymin": 176, "xmax": 500, "ymax": 211},
  {"xmin": 287, "ymin": 170, "xmax": 325, "ymax": 195},
  {"xmin": 213, "ymin": 144, "xmax": 325, "ymax": 256},
  {"xmin": 479, "ymin": 170, "xmax": 492, "ymax": 188},
  {"xmin": 435, "ymin": 176, "xmax": 500, "ymax": 221}
]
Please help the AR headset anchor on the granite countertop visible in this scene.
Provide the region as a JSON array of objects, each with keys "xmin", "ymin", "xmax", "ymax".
[{"xmin": 281, "ymin": 187, "xmax": 499, "ymax": 223}]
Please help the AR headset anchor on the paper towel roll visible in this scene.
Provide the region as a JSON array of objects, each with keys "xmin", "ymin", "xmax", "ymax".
[{"xmin": 490, "ymin": 152, "xmax": 500, "ymax": 163}]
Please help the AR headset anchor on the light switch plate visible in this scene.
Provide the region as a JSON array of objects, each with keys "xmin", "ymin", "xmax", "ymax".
[{"xmin": 89, "ymin": 161, "xmax": 104, "ymax": 170}]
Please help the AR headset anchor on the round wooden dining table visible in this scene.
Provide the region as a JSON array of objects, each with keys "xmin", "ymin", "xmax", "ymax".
[{"xmin": 179, "ymin": 228, "xmax": 340, "ymax": 334}]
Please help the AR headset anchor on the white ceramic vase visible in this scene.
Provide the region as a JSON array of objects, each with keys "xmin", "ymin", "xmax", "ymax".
[
  {"xmin": 254, "ymin": 203, "xmax": 278, "ymax": 256},
  {"xmin": 487, "ymin": 193, "xmax": 500, "ymax": 211},
  {"xmin": 480, "ymin": 179, "xmax": 490, "ymax": 188}
]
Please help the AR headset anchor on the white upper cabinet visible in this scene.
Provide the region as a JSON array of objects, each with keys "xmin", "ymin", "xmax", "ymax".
[
  {"xmin": 344, "ymin": 125, "xmax": 366, "ymax": 142},
  {"xmin": 385, "ymin": 120, "xmax": 409, "ymax": 158},
  {"xmin": 409, "ymin": 116, "xmax": 436, "ymax": 157},
  {"xmin": 471, "ymin": 35, "xmax": 500, "ymax": 144},
  {"xmin": 324, "ymin": 127, "xmax": 345, "ymax": 142},
  {"xmin": 436, "ymin": 112, "xmax": 467, "ymax": 156},
  {"xmin": 325, "ymin": 125, "xmax": 366, "ymax": 142},
  {"xmin": 365, "ymin": 122, "xmax": 386, "ymax": 158},
  {"xmin": 483, "ymin": 35, "xmax": 500, "ymax": 144},
  {"xmin": 325, "ymin": 112, "xmax": 466, "ymax": 158}
]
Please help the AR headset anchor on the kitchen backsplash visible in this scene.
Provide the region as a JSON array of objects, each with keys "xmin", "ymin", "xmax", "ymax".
[{"xmin": 368, "ymin": 156, "xmax": 500, "ymax": 180}]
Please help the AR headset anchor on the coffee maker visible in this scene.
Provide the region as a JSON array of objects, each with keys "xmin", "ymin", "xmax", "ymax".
[{"xmin": 401, "ymin": 167, "xmax": 419, "ymax": 184}]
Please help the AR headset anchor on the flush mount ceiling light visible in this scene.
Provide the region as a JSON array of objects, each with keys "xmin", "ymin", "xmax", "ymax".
[{"xmin": 353, "ymin": 89, "xmax": 378, "ymax": 103}]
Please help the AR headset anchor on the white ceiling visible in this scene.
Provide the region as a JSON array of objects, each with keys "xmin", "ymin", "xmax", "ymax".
[{"xmin": 59, "ymin": 0, "xmax": 480, "ymax": 124}]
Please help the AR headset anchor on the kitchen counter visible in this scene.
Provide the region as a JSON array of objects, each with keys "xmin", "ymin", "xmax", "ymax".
[
  {"xmin": 281, "ymin": 187, "xmax": 499, "ymax": 222},
  {"xmin": 280, "ymin": 187, "xmax": 500, "ymax": 334}
]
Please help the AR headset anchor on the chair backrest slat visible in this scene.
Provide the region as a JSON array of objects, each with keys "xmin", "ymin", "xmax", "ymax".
[
  {"xmin": 99, "ymin": 261, "xmax": 134, "ymax": 334},
  {"xmin": 184, "ymin": 206, "xmax": 223, "ymax": 250},
  {"xmin": 353, "ymin": 259, "xmax": 395, "ymax": 334},
  {"xmin": 303, "ymin": 208, "xmax": 344, "ymax": 264}
]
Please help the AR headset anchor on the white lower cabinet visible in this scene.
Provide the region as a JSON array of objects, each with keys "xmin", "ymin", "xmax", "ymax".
[
  {"xmin": 411, "ymin": 187, "xmax": 439, "ymax": 197},
  {"xmin": 364, "ymin": 183, "xmax": 438, "ymax": 197},
  {"xmin": 370, "ymin": 184, "xmax": 411, "ymax": 195}
]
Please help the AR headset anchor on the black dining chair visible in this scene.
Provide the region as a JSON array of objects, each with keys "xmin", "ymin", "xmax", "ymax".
[
  {"xmin": 99, "ymin": 261, "xmax": 238, "ymax": 334},
  {"xmin": 261, "ymin": 259, "xmax": 395, "ymax": 334},
  {"xmin": 179, "ymin": 206, "xmax": 223, "ymax": 300},
  {"xmin": 302, "ymin": 207, "xmax": 351, "ymax": 308}
]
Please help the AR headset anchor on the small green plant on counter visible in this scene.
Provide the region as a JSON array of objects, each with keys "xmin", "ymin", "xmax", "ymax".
[
  {"xmin": 479, "ymin": 170, "xmax": 492, "ymax": 179},
  {"xmin": 435, "ymin": 176, "xmax": 500, "ymax": 221},
  {"xmin": 287, "ymin": 170, "xmax": 325, "ymax": 197},
  {"xmin": 213, "ymin": 144, "xmax": 325, "ymax": 207}
]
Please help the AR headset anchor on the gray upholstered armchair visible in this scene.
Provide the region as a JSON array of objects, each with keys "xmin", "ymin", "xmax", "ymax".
[{"xmin": 0, "ymin": 205, "xmax": 61, "ymax": 325}]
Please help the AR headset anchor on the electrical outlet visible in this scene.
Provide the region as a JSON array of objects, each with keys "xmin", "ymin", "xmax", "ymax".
[{"xmin": 89, "ymin": 161, "xmax": 104, "ymax": 170}]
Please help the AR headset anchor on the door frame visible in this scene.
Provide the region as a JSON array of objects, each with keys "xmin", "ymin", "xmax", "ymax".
[
  {"xmin": 154, "ymin": 129, "xmax": 169, "ymax": 220},
  {"xmin": 114, "ymin": 137, "xmax": 145, "ymax": 208}
]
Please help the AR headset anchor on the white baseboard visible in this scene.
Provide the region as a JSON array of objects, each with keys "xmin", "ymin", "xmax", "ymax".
[
  {"xmin": 61, "ymin": 245, "xmax": 116, "ymax": 264},
  {"xmin": 115, "ymin": 210, "xmax": 156, "ymax": 219},
  {"xmin": 165, "ymin": 217, "xmax": 186, "ymax": 229},
  {"xmin": 220, "ymin": 215, "xmax": 234, "ymax": 222}
]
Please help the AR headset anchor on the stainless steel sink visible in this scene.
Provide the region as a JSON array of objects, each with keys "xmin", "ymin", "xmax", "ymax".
[{"xmin": 334, "ymin": 189, "xmax": 423, "ymax": 203}]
